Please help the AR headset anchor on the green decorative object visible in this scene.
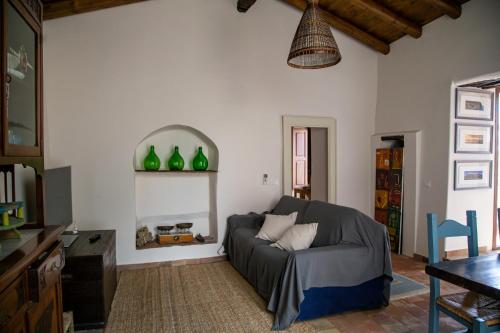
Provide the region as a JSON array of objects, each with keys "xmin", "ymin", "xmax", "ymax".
[
  {"xmin": 168, "ymin": 146, "xmax": 185, "ymax": 170},
  {"xmin": 192, "ymin": 147, "xmax": 208, "ymax": 171},
  {"xmin": 143, "ymin": 145, "xmax": 161, "ymax": 171}
]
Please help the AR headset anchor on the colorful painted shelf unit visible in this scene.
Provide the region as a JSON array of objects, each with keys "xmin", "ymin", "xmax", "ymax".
[
  {"xmin": 0, "ymin": 202, "xmax": 26, "ymax": 239},
  {"xmin": 374, "ymin": 148, "xmax": 404, "ymax": 253}
]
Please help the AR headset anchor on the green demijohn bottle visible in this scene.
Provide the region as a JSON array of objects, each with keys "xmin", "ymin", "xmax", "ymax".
[
  {"xmin": 192, "ymin": 147, "xmax": 208, "ymax": 171},
  {"xmin": 143, "ymin": 145, "xmax": 161, "ymax": 171},
  {"xmin": 168, "ymin": 146, "xmax": 185, "ymax": 170}
]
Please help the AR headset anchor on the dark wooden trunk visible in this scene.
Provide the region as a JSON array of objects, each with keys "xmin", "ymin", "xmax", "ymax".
[{"xmin": 61, "ymin": 230, "xmax": 117, "ymax": 330}]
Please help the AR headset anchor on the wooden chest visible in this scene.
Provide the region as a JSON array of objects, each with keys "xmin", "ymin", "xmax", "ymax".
[
  {"xmin": 158, "ymin": 233, "xmax": 194, "ymax": 245},
  {"xmin": 61, "ymin": 230, "xmax": 116, "ymax": 330}
]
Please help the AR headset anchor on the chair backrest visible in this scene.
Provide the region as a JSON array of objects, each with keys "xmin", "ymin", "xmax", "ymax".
[{"xmin": 427, "ymin": 211, "xmax": 479, "ymax": 265}]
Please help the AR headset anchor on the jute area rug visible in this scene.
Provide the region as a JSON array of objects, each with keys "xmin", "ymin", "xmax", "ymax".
[{"xmin": 105, "ymin": 261, "xmax": 315, "ymax": 333}]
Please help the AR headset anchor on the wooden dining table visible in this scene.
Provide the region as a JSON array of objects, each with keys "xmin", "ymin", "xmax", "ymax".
[{"xmin": 425, "ymin": 253, "xmax": 500, "ymax": 300}]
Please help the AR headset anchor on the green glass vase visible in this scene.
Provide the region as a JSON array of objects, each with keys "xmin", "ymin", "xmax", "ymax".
[
  {"xmin": 192, "ymin": 147, "xmax": 208, "ymax": 171},
  {"xmin": 168, "ymin": 146, "xmax": 184, "ymax": 170},
  {"xmin": 143, "ymin": 145, "xmax": 161, "ymax": 171}
]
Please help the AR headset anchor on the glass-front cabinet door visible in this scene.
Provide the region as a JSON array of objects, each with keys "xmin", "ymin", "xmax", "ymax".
[{"xmin": 2, "ymin": 0, "xmax": 42, "ymax": 156}]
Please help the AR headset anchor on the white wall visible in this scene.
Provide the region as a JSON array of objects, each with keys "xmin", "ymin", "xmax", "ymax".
[
  {"xmin": 447, "ymin": 78, "xmax": 497, "ymax": 252},
  {"xmin": 376, "ymin": 0, "xmax": 500, "ymax": 256},
  {"xmin": 43, "ymin": 0, "xmax": 378, "ymax": 264}
]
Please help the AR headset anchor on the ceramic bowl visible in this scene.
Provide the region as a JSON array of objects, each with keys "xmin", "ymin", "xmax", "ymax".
[
  {"xmin": 176, "ymin": 222, "xmax": 193, "ymax": 229},
  {"xmin": 157, "ymin": 225, "xmax": 174, "ymax": 232}
]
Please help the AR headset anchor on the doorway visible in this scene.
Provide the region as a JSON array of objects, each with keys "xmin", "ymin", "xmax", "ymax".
[
  {"xmin": 282, "ymin": 116, "xmax": 336, "ymax": 203},
  {"xmin": 370, "ymin": 131, "xmax": 421, "ymax": 257},
  {"xmin": 291, "ymin": 127, "xmax": 328, "ymax": 201}
]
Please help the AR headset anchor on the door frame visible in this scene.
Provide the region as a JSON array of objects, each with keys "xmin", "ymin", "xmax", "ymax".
[
  {"xmin": 371, "ymin": 130, "xmax": 421, "ymax": 257},
  {"xmin": 282, "ymin": 116, "xmax": 336, "ymax": 203},
  {"xmin": 493, "ymin": 87, "xmax": 499, "ymax": 250}
]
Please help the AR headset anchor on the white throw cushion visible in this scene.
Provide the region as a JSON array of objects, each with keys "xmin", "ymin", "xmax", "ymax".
[
  {"xmin": 255, "ymin": 212, "xmax": 298, "ymax": 242},
  {"xmin": 270, "ymin": 223, "xmax": 318, "ymax": 251}
]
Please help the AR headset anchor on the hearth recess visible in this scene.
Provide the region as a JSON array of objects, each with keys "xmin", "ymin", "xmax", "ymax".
[{"xmin": 133, "ymin": 124, "xmax": 219, "ymax": 249}]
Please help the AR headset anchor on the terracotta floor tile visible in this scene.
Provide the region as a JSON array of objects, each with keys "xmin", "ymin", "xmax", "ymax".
[
  {"xmin": 315, "ymin": 329, "xmax": 341, "ymax": 333},
  {"xmin": 308, "ymin": 318, "xmax": 336, "ymax": 330},
  {"xmin": 320, "ymin": 254, "xmax": 470, "ymax": 333},
  {"xmin": 354, "ymin": 321, "xmax": 388, "ymax": 333},
  {"xmin": 381, "ymin": 322, "xmax": 411, "ymax": 333}
]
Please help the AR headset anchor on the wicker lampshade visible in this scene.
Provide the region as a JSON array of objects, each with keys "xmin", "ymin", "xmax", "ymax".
[{"xmin": 287, "ymin": 0, "xmax": 341, "ymax": 69}]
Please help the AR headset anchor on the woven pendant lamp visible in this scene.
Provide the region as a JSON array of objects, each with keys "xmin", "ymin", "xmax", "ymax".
[{"xmin": 287, "ymin": 0, "xmax": 341, "ymax": 69}]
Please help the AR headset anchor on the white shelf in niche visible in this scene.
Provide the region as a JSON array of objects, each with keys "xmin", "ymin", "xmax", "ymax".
[
  {"xmin": 134, "ymin": 170, "xmax": 217, "ymax": 173},
  {"xmin": 133, "ymin": 124, "xmax": 219, "ymax": 172},
  {"xmin": 133, "ymin": 124, "xmax": 219, "ymax": 249}
]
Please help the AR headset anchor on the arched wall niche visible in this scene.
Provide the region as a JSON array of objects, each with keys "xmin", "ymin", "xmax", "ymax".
[
  {"xmin": 134, "ymin": 124, "xmax": 219, "ymax": 171},
  {"xmin": 133, "ymin": 124, "xmax": 219, "ymax": 250}
]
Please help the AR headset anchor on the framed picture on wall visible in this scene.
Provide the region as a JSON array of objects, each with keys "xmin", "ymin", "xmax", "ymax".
[
  {"xmin": 454, "ymin": 160, "xmax": 492, "ymax": 190},
  {"xmin": 455, "ymin": 123, "xmax": 493, "ymax": 154},
  {"xmin": 456, "ymin": 88, "xmax": 494, "ymax": 120}
]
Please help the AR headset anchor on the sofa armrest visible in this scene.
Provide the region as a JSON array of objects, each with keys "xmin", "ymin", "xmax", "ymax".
[
  {"xmin": 222, "ymin": 213, "xmax": 265, "ymax": 253},
  {"xmin": 227, "ymin": 213, "xmax": 266, "ymax": 230}
]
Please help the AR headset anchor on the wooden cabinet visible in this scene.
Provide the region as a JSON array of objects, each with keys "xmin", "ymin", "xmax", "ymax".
[
  {"xmin": 0, "ymin": 227, "xmax": 65, "ymax": 333},
  {"xmin": 0, "ymin": 2, "xmax": 62, "ymax": 332},
  {"xmin": 26, "ymin": 241, "xmax": 64, "ymax": 333},
  {"xmin": 1, "ymin": 0, "xmax": 43, "ymax": 157},
  {"xmin": 6, "ymin": 314, "xmax": 28, "ymax": 333},
  {"xmin": 0, "ymin": 0, "xmax": 45, "ymax": 228},
  {"xmin": 28, "ymin": 242, "xmax": 64, "ymax": 303},
  {"xmin": 27, "ymin": 282, "xmax": 63, "ymax": 333},
  {"xmin": 0, "ymin": 273, "xmax": 28, "ymax": 333}
]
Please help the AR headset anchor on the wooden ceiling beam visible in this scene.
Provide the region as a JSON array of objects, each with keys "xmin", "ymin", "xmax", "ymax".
[
  {"xmin": 42, "ymin": 0, "xmax": 147, "ymax": 20},
  {"xmin": 281, "ymin": 0, "xmax": 390, "ymax": 54},
  {"xmin": 349, "ymin": 0, "xmax": 422, "ymax": 38},
  {"xmin": 237, "ymin": 0, "xmax": 257, "ymax": 13},
  {"xmin": 427, "ymin": 0, "xmax": 462, "ymax": 19}
]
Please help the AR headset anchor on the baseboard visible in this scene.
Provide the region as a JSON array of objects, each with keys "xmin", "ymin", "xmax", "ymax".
[
  {"xmin": 445, "ymin": 246, "xmax": 488, "ymax": 259},
  {"xmin": 117, "ymin": 255, "xmax": 227, "ymax": 275},
  {"xmin": 412, "ymin": 253, "xmax": 428, "ymax": 263},
  {"xmin": 412, "ymin": 246, "xmax": 489, "ymax": 263}
]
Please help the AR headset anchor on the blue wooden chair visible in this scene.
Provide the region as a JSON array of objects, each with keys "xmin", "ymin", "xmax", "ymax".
[{"xmin": 427, "ymin": 211, "xmax": 500, "ymax": 333}]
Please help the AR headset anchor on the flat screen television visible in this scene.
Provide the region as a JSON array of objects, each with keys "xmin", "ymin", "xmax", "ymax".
[{"xmin": 44, "ymin": 166, "xmax": 73, "ymax": 226}]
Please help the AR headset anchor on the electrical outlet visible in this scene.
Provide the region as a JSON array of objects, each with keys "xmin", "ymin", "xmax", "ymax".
[{"xmin": 263, "ymin": 174, "xmax": 269, "ymax": 185}]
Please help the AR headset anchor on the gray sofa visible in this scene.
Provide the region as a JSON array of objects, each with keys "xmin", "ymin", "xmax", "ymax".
[{"xmin": 223, "ymin": 196, "xmax": 393, "ymax": 330}]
